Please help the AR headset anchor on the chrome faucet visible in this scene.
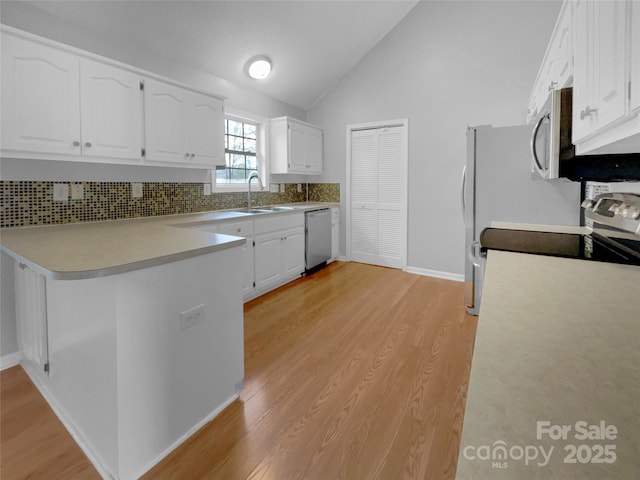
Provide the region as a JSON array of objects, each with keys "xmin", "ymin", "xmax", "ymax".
[{"xmin": 248, "ymin": 172, "xmax": 264, "ymax": 210}]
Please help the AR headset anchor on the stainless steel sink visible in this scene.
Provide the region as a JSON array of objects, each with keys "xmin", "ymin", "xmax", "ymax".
[
  {"xmin": 230, "ymin": 206, "xmax": 295, "ymax": 214},
  {"xmin": 230, "ymin": 208, "xmax": 271, "ymax": 214},
  {"xmin": 263, "ymin": 206, "xmax": 295, "ymax": 211}
]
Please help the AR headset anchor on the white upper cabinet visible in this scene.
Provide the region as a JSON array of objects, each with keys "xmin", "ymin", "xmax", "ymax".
[
  {"xmin": 529, "ymin": 1, "xmax": 639, "ymax": 154},
  {"xmin": 1, "ymin": 26, "xmax": 225, "ymax": 168},
  {"xmin": 144, "ymin": 79, "xmax": 224, "ymax": 167},
  {"xmin": 80, "ymin": 59, "xmax": 143, "ymax": 160},
  {"xmin": 630, "ymin": 1, "xmax": 640, "ymax": 115},
  {"xmin": 270, "ymin": 117, "xmax": 323, "ymax": 175},
  {"xmin": 189, "ymin": 92, "xmax": 225, "ymax": 167},
  {"xmin": 1, "ymin": 32, "xmax": 81, "ymax": 156},
  {"xmin": 572, "ymin": 0, "xmax": 627, "ymax": 143},
  {"xmin": 143, "ymin": 79, "xmax": 189, "ymax": 164},
  {"xmin": 527, "ymin": 1, "xmax": 573, "ymax": 123}
]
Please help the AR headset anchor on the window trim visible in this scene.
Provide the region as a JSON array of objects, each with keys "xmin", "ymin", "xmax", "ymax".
[{"xmin": 212, "ymin": 108, "xmax": 269, "ymax": 193}]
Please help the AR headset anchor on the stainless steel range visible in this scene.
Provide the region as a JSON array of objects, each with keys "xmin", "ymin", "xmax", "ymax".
[{"xmin": 480, "ymin": 193, "xmax": 640, "ymax": 267}]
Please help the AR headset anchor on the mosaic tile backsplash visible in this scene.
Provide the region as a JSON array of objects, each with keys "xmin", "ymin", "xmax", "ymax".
[{"xmin": 0, "ymin": 182, "xmax": 340, "ymax": 228}]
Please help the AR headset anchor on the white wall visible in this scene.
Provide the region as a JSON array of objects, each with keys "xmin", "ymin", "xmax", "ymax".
[
  {"xmin": 0, "ymin": 1, "xmax": 306, "ymax": 182},
  {"xmin": 307, "ymin": 0, "xmax": 562, "ymax": 276}
]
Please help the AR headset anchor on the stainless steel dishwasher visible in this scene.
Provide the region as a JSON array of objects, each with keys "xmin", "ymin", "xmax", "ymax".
[{"xmin": 305, "ymin": 208, "xmax": 331, "ymax": 272}]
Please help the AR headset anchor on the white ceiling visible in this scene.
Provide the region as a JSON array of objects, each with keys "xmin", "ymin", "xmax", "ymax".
[{"xmin": 16, "ymin": 0, "xmax": 419, "ymax": 110}]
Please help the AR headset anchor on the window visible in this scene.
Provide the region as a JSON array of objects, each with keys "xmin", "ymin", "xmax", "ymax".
[{"xmin": 217, "ymin": 118, "xmax": 258, "ymax": 184}]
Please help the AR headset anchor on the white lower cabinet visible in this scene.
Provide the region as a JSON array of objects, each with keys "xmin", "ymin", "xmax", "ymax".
[
  {"xmin": 12, "ymin": 250, "xmax": 244, "ymax": 480},
  {"xmin": 211, "ymin": 212, "xmax": 305, "ymax": 300},
  {"xmin": 282, "ymin": 227, "xmax": 305, "ymax": 276},
  {"xmin": 218, "ymin": 220, "xmax": 254, "ymax": 297},
  {"xmin": 255, "ymin": 226, "xmax": 305, "ymax": 291},
  {"xmin": 330, "ymin": 207, "xmax": 340, "ymax": 262},
  {"xmin": 254, "ymin": 232, "xmax": 284, "ymax": 289},
  {"xmin": 254, "ymin": 213, "xmax": 305, "ymax": 293},
  {"xmin": 14, "ymin": 263, "xmax": 48, "ymax": 373}
]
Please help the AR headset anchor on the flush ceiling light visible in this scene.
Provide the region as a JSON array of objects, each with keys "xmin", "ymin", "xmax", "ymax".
[{"xmin": 247, "ymin": 56, "xmax": 272, "ymax": 80}]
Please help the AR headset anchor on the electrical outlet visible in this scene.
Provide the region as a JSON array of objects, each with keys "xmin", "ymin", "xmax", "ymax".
[
  {"xmin": 53, "ymin": 184, "xmax": 69, "ymax": 201},
  {"xmin": 280, "ymin": 183, "xmax": 286, "ymax": 193},
  {"xmin": 297, "ymin": 183, "xmax": 302, "ymax": 193},
  {"xmin": 131, "ymin": 183, "xmax": 143, "ymax": 198},
  {"xmin": 180, "ymin": 304, "xmax": 205, "ymax": 330},
  {"xmin": 269, "ymin": 183, "xmax": 279, "ymax": 193},
  {"xmin": 203, "ymin": 183, "xmax": 212, "ymax": 195},
  {"xmin": 70, "ymin": 183, "xmax": 84, "ymax": 200}
]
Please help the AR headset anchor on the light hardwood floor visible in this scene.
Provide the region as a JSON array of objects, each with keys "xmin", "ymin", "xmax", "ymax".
[{"xmin": 1, "ymin": 261, "xmax": 477, "ymax": 480}]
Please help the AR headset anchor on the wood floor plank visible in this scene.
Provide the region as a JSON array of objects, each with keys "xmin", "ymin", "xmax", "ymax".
[
  {"xmin": 1, "ymin": 261, "xmax": 477, "ymax": 480},
  {"xmin": 0, "ymin": 365, "xmax": 100, "ymax": 480}
]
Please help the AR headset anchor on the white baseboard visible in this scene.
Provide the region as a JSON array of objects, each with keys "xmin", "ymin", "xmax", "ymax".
[
  {"xmin": 405, "ymin": 266, "xmax": 464, "ymax": 282},
  {"xmin": 20, "ymin": 361, "xmax": 114, "ymax": 480},
  {"xmin": 21, "ymin": 359, "xmax": 240, "ymax": 480},
  {"xmin": 0, "ymin": 351, "xmax": 21, "ymax": 371},
  {"xmin": 131, "ymin": 392, "xmax": 239, "ymax": 480}
]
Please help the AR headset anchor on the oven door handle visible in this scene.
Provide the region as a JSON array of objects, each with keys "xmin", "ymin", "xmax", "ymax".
[{"xmin": 531, "ymin": 114, "xmax": 549, "ymax": 179}]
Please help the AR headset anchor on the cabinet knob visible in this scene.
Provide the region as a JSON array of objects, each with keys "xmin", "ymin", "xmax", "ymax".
[
  {"xmin": 237, "ymin": 228, "xmax": 241, "ymax": 233},
  {"xmin": 84, "ymin": 142, "xmax": 92, "ymax": 148},
  {"xmin": 190, "ymin": 153, "xmax": 195, "ymax": 158},
  {"xmin": 580, "ymin": 106, "xmax": 597, "ymax": 120},
  {"xmin": 73, "ymin": 141, "xmax": 80, "ymax": 147},
  {"xmin": 185, "ymin": 153, "xmax": 190, "ymax": 157}
]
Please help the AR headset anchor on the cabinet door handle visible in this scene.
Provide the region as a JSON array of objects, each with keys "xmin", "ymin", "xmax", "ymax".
[
  {"xmin": 580, "ymin": 106, "xmax": 597, "ymax": 120},
  {"xmin": 190, "ymin": 153, "xmax": 195, "ymax": 158},
  {"xmin": 185, "ymin": 153, "xmax": 190, "ymax": 157},
  {"xmin": 84, "ymin": 142, "xmax": 92, "ymax": 148},
  {"xmin": 73, "ymin": 141, "xmax": 80, "ymax": 147}
]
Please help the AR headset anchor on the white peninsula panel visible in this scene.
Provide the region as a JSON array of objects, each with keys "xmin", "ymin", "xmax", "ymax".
[{"xmin": 19, "ymin": 247, "xmax": 243, "ymax": 480}]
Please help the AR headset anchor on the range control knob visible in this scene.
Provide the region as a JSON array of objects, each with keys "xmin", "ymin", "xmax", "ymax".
[
  {"xmin": 621, "ymin": 205, "xmax": 640, "ymax": 219},
  {"xmin": 609, "ymin": 203, "xmax": 623, "ymax": 214}
]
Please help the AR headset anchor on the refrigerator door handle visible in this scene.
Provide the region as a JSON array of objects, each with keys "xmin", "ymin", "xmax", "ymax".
[
  {"xmin": 468, "ymin": 241, "xmax": 481, "ymax": 267},
  {"xmin": 461, "ymin": 165, "xmax": 467, "ymax": 219},
  {"xmin": 530, "ymin": 114, "xmax": 548, "ymax": 179}
]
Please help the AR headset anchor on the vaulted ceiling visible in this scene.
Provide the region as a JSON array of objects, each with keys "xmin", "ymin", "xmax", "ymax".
[{"xmin": 5, "ymin": 1, "xmax": 419, "ymax": 110}]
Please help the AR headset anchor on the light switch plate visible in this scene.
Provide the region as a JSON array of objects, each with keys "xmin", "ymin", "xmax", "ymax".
[
  {"xmin": 131, "ymin": 183, "xmax": 143, "ymax": 198},
  {"xmin": 70, "ymin": 183, "xmax": 84, "ymax": 200},
  {"xmin": 53, "ymin": 184, "xmax": 68, "ymax": 202},
  {"xmin": 203, "ymin": 183, "xmax": 212, "ymax": 195}
]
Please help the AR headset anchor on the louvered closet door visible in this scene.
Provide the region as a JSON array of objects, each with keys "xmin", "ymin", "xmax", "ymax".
[
  {"xmin": 351, "ymin": 130, "xmax": 377, "ymax": 264},
  {"xmin": 350, "ymin": 126, "xmax": 405, "ymax": 269}
]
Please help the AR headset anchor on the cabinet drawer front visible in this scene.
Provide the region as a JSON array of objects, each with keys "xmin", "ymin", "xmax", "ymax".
[
  {"xmin": 219, "ymin": 220, "xmax": 254, "ymax": 237},
  {"xmin": 254, "ymin": 213, "xmax": 304, "ymax": 235}
]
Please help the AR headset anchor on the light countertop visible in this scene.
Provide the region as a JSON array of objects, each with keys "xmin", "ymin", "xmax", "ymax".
[
  {"xmin": 0, "ymin": 202, "xmax": 338, "ymax": 280},
  {"xmin": 456, "ymin": 251, "xmax": 640, "ymax": 478}
]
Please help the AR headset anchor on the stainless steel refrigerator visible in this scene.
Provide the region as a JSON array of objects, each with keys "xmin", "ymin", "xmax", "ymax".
[{"xmin": 464, "ymin": 124, "xmax": 581, "ymax": 315}]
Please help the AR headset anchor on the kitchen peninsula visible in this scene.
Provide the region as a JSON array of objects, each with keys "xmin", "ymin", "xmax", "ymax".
[
  {"xmin": 456, "ymin": 251, "xmax": 640, "ymax": 479},
  {"xmin": 0, "ymin": 211, "xmax": 254, "ymax": 480}
]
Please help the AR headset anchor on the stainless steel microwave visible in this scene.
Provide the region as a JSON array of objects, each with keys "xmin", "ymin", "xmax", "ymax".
[{"xmin": 530, "ymin": 87, "xmax": 640, "ymax": 182}]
